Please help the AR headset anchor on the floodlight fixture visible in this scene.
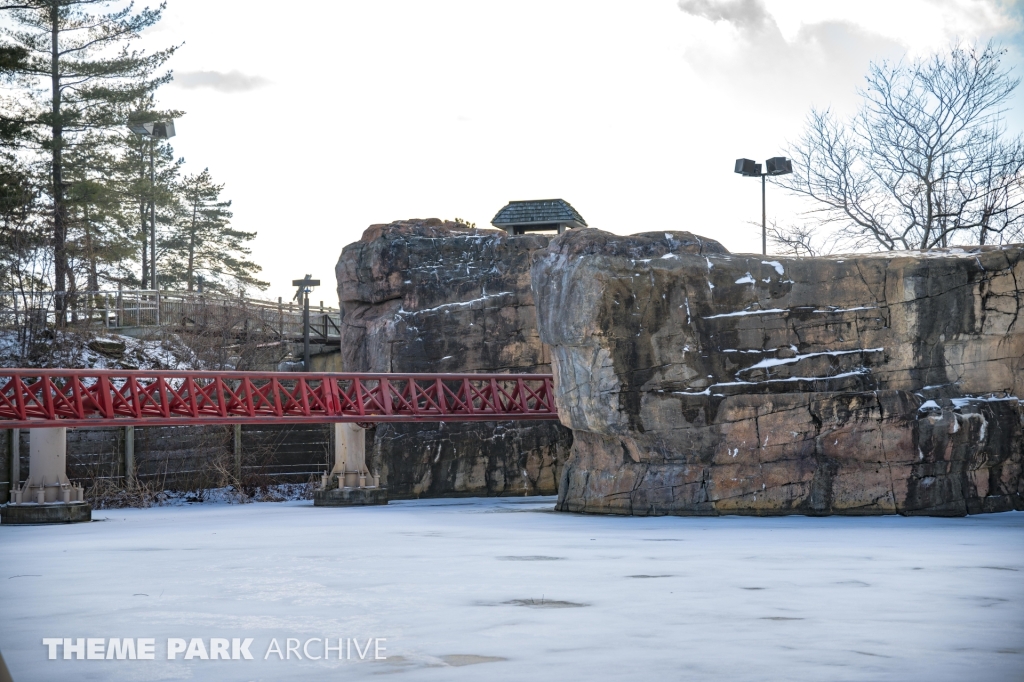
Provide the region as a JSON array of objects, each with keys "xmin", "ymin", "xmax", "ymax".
[
  {"xmin": 128, "ymin": 119, "xmax": 176, "ymax": 139},
  {"xmin": 734, "ymin": 158, "xmax": 761, "ymax": 177},
  {"xmin": 766, "ymin": 156, "xmax": 793, "ymax": 176},
  {"xmin": 733, "ymin": 156, "xmax": 793, "ymax": 255}
]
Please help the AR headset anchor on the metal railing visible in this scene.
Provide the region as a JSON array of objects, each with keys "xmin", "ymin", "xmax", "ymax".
[
  {"xmin": 0, "ymin": 369, "xmax": 559, "ymax": 427},
  {"xmin": 0, "ymin": 290, "xmax": 342, "ymax": 342}
]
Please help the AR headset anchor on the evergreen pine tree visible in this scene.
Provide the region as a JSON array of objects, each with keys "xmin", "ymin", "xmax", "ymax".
[
  {"xmin": 0, "ymin": 0, "xmax": 178, "ymax": 323},
  {"xmin": 164, "ymin": 168, "xmax": 267, "ymax": 293},
  {"xmin": 62, "ymin": 132, "xmax": 139, "ymax": 292}
]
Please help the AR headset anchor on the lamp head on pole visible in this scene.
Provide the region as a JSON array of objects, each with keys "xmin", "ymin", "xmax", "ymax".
[
  {"xmin": 735, "ymin": 154, "xmax": 793, "ymax": 256},
  {"xmin": 127, "ymin": 115, "xmax": 176, "ymax": 139},
  {"xmin": 292, "ymin": 275, "xmax": 319, "ymax": 302},
  {"xmin": 765, "ymin": 156, "xmax": 793, "ymax": 176},
  {"xmin": 734, "ymin": 158, "xmax": 761, "ymax": 177},
  {"xmin": 734, "ymin": 156, "xmax": 793, "ymax": 177}
]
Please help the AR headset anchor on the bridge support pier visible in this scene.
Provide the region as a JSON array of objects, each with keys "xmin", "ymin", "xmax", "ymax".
[
  {"xmin": 2, "ymin": 427, "xmax": 91, "ymax": 524},
  {"xmin": 313, "ymin": 423, "xmax": 386, "ymax": 507}
]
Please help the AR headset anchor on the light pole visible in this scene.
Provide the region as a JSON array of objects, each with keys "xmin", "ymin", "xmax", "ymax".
[
  {"xmin": 292, "ymin": 275, "xmax": 320, "ymax": 371},
  {"xmin": 128, "ymin": 118, "xmax": 175, "ymax": 290},
  {"xmin": 734, "ymin": 156, "xmax": 792, "ymax": 255}
]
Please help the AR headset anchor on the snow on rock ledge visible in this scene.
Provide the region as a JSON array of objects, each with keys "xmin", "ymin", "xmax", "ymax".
[{"xmin": 532, "ymin": 228, "xmax": 1024, "ymax": 516}]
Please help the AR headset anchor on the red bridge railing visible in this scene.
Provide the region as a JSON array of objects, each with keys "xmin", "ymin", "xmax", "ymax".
[{"xmin": 0, "ymin": 370, "xmax": 558, "ymax": 428}]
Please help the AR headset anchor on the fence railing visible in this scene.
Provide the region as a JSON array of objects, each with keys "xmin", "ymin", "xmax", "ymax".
[
  {"xmin": 0, "ymin": 369, "xmax": 559, "ymax": 427},
  {"xmin": 0, "ymin": 290, "xmax": 341, "ymax": 342}
]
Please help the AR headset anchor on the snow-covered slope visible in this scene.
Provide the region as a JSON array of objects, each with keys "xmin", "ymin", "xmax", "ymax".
[{"xmin": 0, "ymin": 330, "xmax": 199, "ymax": 370}]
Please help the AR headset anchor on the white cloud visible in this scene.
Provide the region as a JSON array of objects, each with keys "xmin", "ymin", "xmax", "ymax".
[
  {"xmin": 173, "ymin": 70, "xmax": 270, "ymax": 93},
  {"xmin": 677, "ymin": 0, "xmax": 905, "ymax": 111},
  {"xmin": 678, "ymin": 0, "xmax": 774, "ymax": 31}
]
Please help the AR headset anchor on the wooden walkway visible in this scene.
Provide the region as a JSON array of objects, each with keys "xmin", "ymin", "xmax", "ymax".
[{"xmin": 0, "ymin": 290, "xmax": 342, "ymax": 345}]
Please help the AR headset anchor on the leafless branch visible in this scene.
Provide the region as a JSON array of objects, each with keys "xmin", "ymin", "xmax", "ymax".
[{"xmin": 780, "ymin": 40, "xmax": 1024, "ymax": 251}]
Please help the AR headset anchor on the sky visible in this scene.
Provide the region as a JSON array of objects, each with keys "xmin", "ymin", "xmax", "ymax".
[{"xmin": 137, "ymin": 0, "xmax": 1024, "ymax": 304}]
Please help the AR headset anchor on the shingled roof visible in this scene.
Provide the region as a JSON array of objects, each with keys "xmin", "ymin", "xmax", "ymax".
[{"xmin": 491, "ymin": 199, "xmax": 587, "ymax": 229}]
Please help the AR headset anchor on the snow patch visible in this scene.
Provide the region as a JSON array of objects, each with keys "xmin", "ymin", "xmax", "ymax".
[
  {"xmin": 0, "ymin": 330, "xmax": 199, "ymax": 371},
  {"xmin": 710, "ymin": 368, "xmax": 872, "ymax": 387},
  {"xmin": 397, "ymin": 292, "xmax": 514, "ymax": 318},
  {"xmin": 951, "ymin": 395, "xmax": 1019, "ymax": 406},
  {"xmin": 813, "ymin": 306, "xmax": 879, "ymax": 314},
  {"xmin": 738, "ymin": 348, "xmax": 885, "ymax": 374},
  {"xmin": 703, "ymin": 308, "xmax": 787, "ymax": 320},
  {"xmin": 673, "ymin": 387, "xmax": 711, "ymax": 396}
]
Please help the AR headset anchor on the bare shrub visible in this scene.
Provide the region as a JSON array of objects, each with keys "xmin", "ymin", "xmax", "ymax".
[{"xmin": 87, "ymin": 476, "xmax": 163, "ymax": 509}]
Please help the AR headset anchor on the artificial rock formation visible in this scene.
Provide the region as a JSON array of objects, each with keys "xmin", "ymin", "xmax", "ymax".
[
  {"xmin": 532, "ymin": 229, "xmax": 1024, "ymax": 516},
  {"xmin": 336, "ymin": 219, "xmax": 572, "ymax": 498}
]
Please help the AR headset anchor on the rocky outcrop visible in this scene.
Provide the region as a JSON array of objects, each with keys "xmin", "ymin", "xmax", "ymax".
[
  {"xmin": 532, "ymin": 229, "xmax": 1024, "ymax": 516},
  {"xmin": 336, "ymin": 219, "xmax": 572, "ymax": 498}
]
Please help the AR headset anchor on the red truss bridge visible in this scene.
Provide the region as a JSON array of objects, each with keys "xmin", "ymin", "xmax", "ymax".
[{"xmin": 0, "ymin": 370, "xmax": 559, "ymax": 428}]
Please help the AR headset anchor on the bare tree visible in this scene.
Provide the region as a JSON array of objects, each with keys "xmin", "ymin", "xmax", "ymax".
[
  {"xmin": 762, "ymin": 219, "xmax": 832, "ymax": 258},
  {"xmin": 782, "ymin": 41, "xmax": 1024, "ymax": 251}
]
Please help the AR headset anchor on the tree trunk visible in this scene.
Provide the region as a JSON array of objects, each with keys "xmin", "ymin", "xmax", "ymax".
[
  {"xmin": 83, "ymin": 209, "xmax": 98, "ymax": 291},
  {"xmin": 50, "ymin": 2, "xmax": 68, "ymax": 326},
  {"xmin": 140, "ymin": 200, "xmax": 148, "ymax": 288},
  {"xmin": 66, "ymin": 266, "xmax": 77, "ymax": 323},
  {"xmin": 921, "ymin": 173, "xmax": 934, "ymax": 250},
  {"xmin": 186, "ymin": 203, "xmax": 197, "ymax": 291}
]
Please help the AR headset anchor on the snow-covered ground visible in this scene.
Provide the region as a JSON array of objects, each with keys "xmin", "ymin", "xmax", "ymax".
[
  {"xmin": 1, "ymin": 498, "xmax": 1022, "ymax": 681},
  {"xmin": 0, "ymin": 329, "xmax": 199, "ymax": 371}
]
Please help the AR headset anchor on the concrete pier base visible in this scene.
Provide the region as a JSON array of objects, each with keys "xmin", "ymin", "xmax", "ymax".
[
  {"xmin": 4, "ymin": 427, "xmax": 91, "ymax": 524},
  {"xmin": 1, "ymin": 502, "xmax": 91, "ymax": 525},
  {"xmin": 313, "ymin": 423, "xmax": 387, "ymax": 507},
  {"xmin": 313, "ymin": 486, "xmax": 387, "ymax": 507}
]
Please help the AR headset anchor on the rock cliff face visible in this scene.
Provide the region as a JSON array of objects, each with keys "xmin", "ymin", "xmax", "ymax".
[
  {"xmin": 532, "ymin": 229, "xmax": 1024, "ymax": 516},
  {"xmin": 336, "ymin": 219, "xmax": 572, "ymax": 498}
]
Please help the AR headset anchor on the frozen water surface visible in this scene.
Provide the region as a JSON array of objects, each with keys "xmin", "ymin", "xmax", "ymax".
[{"xmin": 1, "ymin": 497, "xmax": 1022, "ymax": 681}]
